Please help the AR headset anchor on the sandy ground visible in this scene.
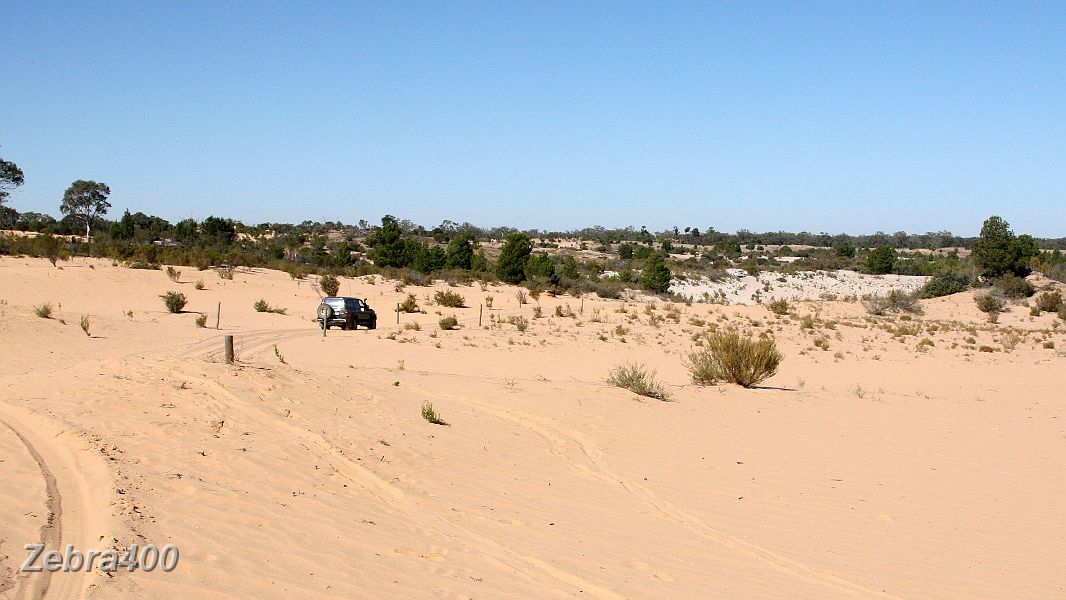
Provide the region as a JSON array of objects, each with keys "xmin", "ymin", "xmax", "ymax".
[{"xmin": 1, "ymin": 256, "xmax": 1064, "ymax": 599}]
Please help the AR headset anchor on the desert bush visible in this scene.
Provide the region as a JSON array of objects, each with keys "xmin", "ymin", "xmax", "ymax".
[
  {"xmin": 697, "ymin": 331, "xmax": 783, "ymax": 388},
  {"xmin": 484, "ymin": 295, "xmax": 494, "ymax": 309},
  {"xmin": 507, "ymin": 315, "xmax": 529, "ymax": 332},
  {"xmin": 194, "ymin": 279, "xmax": 204, "ymax": 290},
  {"xmin": 1034, "ymin": 291, "xmax": 1062, "ymax": 313},
  {"xmin": 918, "ymin": 272, "xmax": 970, "ymax": 299},
  {"xmin": 434, "ymin": 290, "xmax": 466, "ymax": 308},
  {"xmin": 127, "ymin": 261, "xmax": 160, "ymax": 270},
  {"xmin": 684, "ymin": 348, "xmax": 719, "ymax": 385},
  {"xmin": 166, "ymin": 266, "xmax": 181, "ymax": 282},
  {"xmin": 516, "ymin": 290, "xmax": 528, "ymax": 305},
  {"xmin": 195, "ymin": 314, "xmax": 208, "ymax": 328},
  {"xmin": 320, "ymin": 274, "xmax": 340, "ymax": 297},
  {"xmin": 994, "ymin": 274, "xmax": 1034, "ymax": 299},
  {"xmin": 974, "ymin": 290, "xmax": 1006, "ymax": 313},
  {"xmin": 421, "ymin": 401, "xmax": 447, "ymax": 425},
  {"xmin": 253, "ymin": 299, "xmax": 287, "ymax": 314},
  {"xmin": 1060, "ymin": 305, "xmax": 1066, "ymax": 321},
  {"xmin": 607, "ymin": 362, "xmax": 670, "ymax": 400},
  {"xmin": 161, "ymin": 291, "xmax": 187, "ymax": 313},
  {"xmin": 768, "ymin": 298, "xmax": 789, "ymax": 315},
  {"xmin": 216, "ymin": 265, "xmax": 235, "ymax": 280},
  {"xmin": 864, "ymin": 290, "xmax": 921, "ymax": 315},
  {"xmin": 34, "ymin": 303, "xmax": 53, "ymax": 319},
  {"xmin": 79, "ymin": 315, "xmax": 90, "ymax": 336},
  {"xmin": 398, "ymin": 294, "xmax": 420, "ymax": 313},
  {"xmin": 532, "ymin": 305, "xmax": 543, "ymax": 319},
  {"xmin": 439, "ymin": 316, "xmax": 459, "ymax": 330},
  {"xmin": 403, "ymin": 321, "xmax": 421, "ymax": 331}
]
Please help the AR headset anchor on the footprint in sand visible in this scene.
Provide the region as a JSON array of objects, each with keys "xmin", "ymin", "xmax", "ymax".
[
  {"xmin": 652, "ymin": 571, "xmax": 675, "ymax": 582},
  {"xmin": 623, "ymin": 559, "xmax": 649, "ymax": 570}
]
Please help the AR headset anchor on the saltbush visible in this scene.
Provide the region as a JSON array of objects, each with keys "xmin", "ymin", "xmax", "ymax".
[
  {"xmin": 918, "ymin": 272, "xmax": 970, "ymax": 299},
  {"xmin": 162, "ymin": 291, "xmax": 187, "ymax": 313},
  {"xmin": 994, "ymin": 274, "xmax": 1033, "ymax": 299},
  {"xmin": 320, "ymin": 274, "xmax": 340, "ymax": 297},
  {"xmin": 434, "ymin": 290, "xmax": 466, "ymax": 308},
  {"xmin": 1034, "ymin": 291, "xmax": 1062, "ymax": 313},
  {"xmin": 692, "ymin": 331, "xmax": 783, "ymax": 388},
  {"xmin": 607, "ymin": 362, "xmax": 670, "ymax": 400},
  {"xmin": 974, "ymin": 290, "xmax": 1006, "ymax": 313}
]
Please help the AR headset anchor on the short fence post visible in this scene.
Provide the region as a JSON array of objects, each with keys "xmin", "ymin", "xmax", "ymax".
[
  {"xmin": 396, "ymin": 303, "xmax": 400, "ymax": 324},
  {"xmin": 216, "ymin": 302, "xmax": 221, "ymax": 330},
  {"xmin": 224, "ymin": 335, "xmax": 234, "ymax": 364},
  {"xmin": 479, "ymin": 304, "xmax": 483, "ymax": 327}
]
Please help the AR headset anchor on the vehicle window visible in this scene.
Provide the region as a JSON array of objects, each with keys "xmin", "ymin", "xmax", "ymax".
[{"xmin": 326, "ymin": 298, "xmax": 344, "ymax": 308}]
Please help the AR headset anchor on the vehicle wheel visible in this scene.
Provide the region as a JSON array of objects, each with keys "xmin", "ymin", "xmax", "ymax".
[
  {"xmin": 350, "ymin": 320, "xmax": 358, "ymax": 330},
  {"xmin": 367, "ymin": 319, "xmax": 377, "ymax": 330}
]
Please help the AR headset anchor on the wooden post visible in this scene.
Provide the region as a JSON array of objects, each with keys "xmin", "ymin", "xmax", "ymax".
[
  {"xmin": 479, "ymin": 304, "xmax": 483, "ymax": 327},
  {"xmin": 322, "ymin": 312, "xmax": 327, "ymax": 338},
  {"xmin": 580, "ymin": 297, "xmax": 584, "ymax": 315},
  {"xmin": 224, "ymin": 335, "xmax": 234, "ymax": 364},
  {"xmin": 396, "ymin": 303, "xmax": 400, "ymax": 324},
  {"xmin": 216, "ymin": 302, "xmax": 221, "ymax": 330}
]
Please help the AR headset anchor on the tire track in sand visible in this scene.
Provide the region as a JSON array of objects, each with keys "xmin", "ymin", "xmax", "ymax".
[
  {"xmin": 186, "ymin": 369, "xmax": 626, "ymax": 599},
  {"xmin": 0, "ymin": 404, "xmax": 115, "ymax": 600},
  {"xmin": 412, "ymin": 385, "xmax": 907, "ymax": 600}
]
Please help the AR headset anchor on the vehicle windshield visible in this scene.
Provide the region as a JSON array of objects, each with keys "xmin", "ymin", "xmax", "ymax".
[{"xmin": 325, "ymin": 298, "xmax": 345, "ymax": 308}]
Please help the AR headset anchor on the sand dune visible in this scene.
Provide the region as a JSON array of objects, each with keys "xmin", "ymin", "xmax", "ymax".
[{"xmin": 1, "ymin": 257, "xmax": 1064, "ymax": 599}]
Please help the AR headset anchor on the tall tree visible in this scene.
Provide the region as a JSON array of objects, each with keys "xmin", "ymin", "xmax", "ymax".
[
  {"xmin": 496, "ymin": 232, "xmax": 532, "ymax": 284},
  {"xmin": 0, "ymin": 157, "xmax": 25, "ymax": 205},
  {"xmin": 866, "ymin": 246, "xmax": 897, "ymax": 275},
  {"xmin": 641, "ymin": 251, "xmax": 672, "ymax": 293},
  {"xmin": 60, "ymin": 180, "xmax": 111, "ymax": 241}
]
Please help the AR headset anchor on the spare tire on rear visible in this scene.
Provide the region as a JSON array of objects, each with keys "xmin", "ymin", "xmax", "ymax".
[{"xmin": 317, "ymin": 304, "xmax": 333, "ymax": 327}]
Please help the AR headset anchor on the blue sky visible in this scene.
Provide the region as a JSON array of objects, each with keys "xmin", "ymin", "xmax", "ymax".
[{"xmin": 3, "ymin": 2, "xmax": 1064, "ymax": 236}]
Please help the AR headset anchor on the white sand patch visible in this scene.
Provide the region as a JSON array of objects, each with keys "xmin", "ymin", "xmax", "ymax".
[{"xmin": 672, "ymin": 269, "xmax": 929, "ymax": 304}]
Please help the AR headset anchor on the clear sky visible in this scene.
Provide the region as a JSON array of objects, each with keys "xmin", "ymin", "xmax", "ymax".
[{"xmin": 3, "ymin": 2, "xmax": 1064, "ymax": 236}]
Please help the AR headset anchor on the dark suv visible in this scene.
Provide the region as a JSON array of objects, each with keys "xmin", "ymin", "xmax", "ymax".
[{"xmin": 317, "ymin": 297, "xmax": 377, "ymax": 330}]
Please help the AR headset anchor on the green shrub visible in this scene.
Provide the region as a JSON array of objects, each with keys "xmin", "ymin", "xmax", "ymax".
[
  {"xmin": 607, "ymin": 362, "xmax": 670, "ymax": 400},
  {"xmin": 1059, "ymin": 305, "xmax": 1066, "ymax": 321},
  {"xmin": 421, "ymin": 401, "xmax": 447, "ymax": 425},
  {"xmin": 253, "ymin": 299, "xmax": 287, "ymax": 314},
  {"xmin": 195, "ymin": 314, "xmax": 208, "ymax": 328},
  {"xmin": 216, "ymin": 265, "xmax": 235, "ymax": 280},
  {"xmin": 194, "ymin": 279, "xmax": 205, "ymax": 290},
  {"xmin": 398, "ymin": 294, "xmax": 420, "ymax": 313},
  {"xmin": 866, "ymin": 246, "xmax": 897, "ymax": 275},
  {"xmin": 994, "ymin": 274, "xmax": 1033, "ymax": 299},
  {"xmin": 434, "ymin": 290, "xmax": 466, "ymax": 308},
  {"xmin": 320, "ymin": 274, "xmax": 340, "ymax": 297},
  {"xmin": 34, "ymin": 303, "xmax": 53, "ymax": 319},
  {"xmin": 161, "ymin": 291, "xmax": 188, "ymax": 313},
  {"xmin": 79, "ymin": 315, "xmax": 90, "ymax": 336},
  {"xmin": 1034, "ymin": 291, "xmax": 1062, "ymax": 313},
  {"xmin": 439, "ymin": 316, "xmax": 459, "ymax": 330},
  {"xmin": 767, "ymin": 298, "xmax": 789, "ymax": 315},
  {"xmin": 974, "ymin": 290, "xmax": 1006, "ymax": 313},
  {"xmin": 918, "ymin": 272, "xmax": 970, "ymax": 298},
  {"xmin": 697, "ymin": 331, "xmax": 783, "ymax": 388},
  {"xmin": 166, "ymin": 266, "xmax": 181, "ymax": 282},
  {"xmin": 507, "ymin": 315, "xmax": 529, "ymax": 332}
]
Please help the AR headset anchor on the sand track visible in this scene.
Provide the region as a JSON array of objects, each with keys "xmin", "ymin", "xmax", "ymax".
[{"xmin": 0, "ymin": 404, "xmax": 115, "ymax": 600}]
